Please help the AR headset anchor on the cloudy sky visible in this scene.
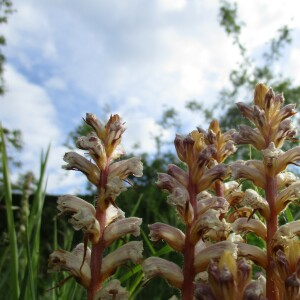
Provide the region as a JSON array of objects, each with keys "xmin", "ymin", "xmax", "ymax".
[{"xmin": 1, "ymin": 0, "xmax": 300, "ymax": 195}]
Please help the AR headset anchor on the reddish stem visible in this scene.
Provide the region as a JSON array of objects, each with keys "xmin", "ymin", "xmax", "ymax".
[
  {"xmin": 265, "ymin": 175, "xmax": 279, "ymax": 300},
  {"xmin": 182, "ymin": 181, "xmax": 197, "ymax": 300},
  {"xmin": 88, "ymin": 212, "xmax": 106, "ymax": 300},
  {"xmin": 87, "ymin": 164, "xmax": 110, "ymax": 300}
]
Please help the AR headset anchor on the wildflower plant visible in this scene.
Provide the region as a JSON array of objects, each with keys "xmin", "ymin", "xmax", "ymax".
[
  {"xmin": 48, "ymin": 114, "xmax": 143, "ymax": 300},
  {"xmin": 48, "ymin": 84, "xmax": 300, "ymax": 300},
  {"xmin": 142, "ymin": 83, "xmax": 300, "ymax": 300}
]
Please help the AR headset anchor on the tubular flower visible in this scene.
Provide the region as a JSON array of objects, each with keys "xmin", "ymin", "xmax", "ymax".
[
  {"xmin": 48, "ymin": 243, "xmax": 91, "ymax": 288},
  {"xmin": 196, "ymin": 196, "xmax": 229, "ymax": 216},
  {"xmin": 196, "ymin": 164, "xmax": 229, "ymax": 193},
  {"xmin": 277, "ymin": 171, "xmax": 299, "ymax": 189},
  {"xmin": 108, "ymin": 157, "xmax": 143, "ymax": 179},
  {"xmin": 230, "ymin": 160, "xmax": 265, "ymax": 188},
  {"xmin": 276, "ymin": 181, "xmax": 300, "ymax": 214},
  {"xmin": 57, "ymin": 195, "xmax": 100, "ymax": 243},
  {"xmin": 142, "ymin": 257, "xmax": 184, "ymax": 289},
  {"xmin": 167, "ymin": 187, "xmax": 193, "ymax": 223},
  {"xmin": 223, "ymin": 181, "xmax": 239, "ymax": 196},
  {"xmin": 237, "ymin": 243, "xmax": 267, "ymax": 269},
  {"xmin": 101, "ymin": 241, "xmax": 143, "ymax": 282},
  {"xmin": 62, "ymin": 151, "xmax": 101, "ymax": 185},
  {"xmin": 148, "ymin": 223, "xmax": 185, "ymax": 252},
  {"xmin": 194, "ymin": 241, "xmax": 238, "ymax": 273},
  {"xmin": 232, "ymin": 217, "xmax": 267, "ymax": 241},
  {"xmin": 233, "ymin": 125, "xmax": 266, "ymax": 150},
  {"xmin": 103, "ymin": 217, "xmax": 142, "ymax": 247},
  {"xmin": 167, "ymin": 164, "xmax": 189, "ymax": 187},
  {"xmin": 242, "ymin": 189, "xmax": 270, "ymax": 219},
  {"xmin": 190, "ymin": 209, "xmax": 230, "ymax": 244},
  {"xmin": 94, "ymin": 279, "xmax": 129, "ymax": 300}
]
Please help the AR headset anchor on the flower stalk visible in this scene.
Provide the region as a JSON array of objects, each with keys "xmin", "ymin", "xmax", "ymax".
[{"xmin": 49, "ymin": 113, "xmax": 143, "ymax": 300}]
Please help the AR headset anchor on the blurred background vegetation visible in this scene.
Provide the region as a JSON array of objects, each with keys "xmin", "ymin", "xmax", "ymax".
[{"xmin": 1, "ymin": 0, "xmax": 299, "ymax": 299}]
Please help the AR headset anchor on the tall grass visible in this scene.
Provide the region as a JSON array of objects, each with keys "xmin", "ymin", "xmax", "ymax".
[{"xmin": 0, "ymin": 127, "xmax": 53, "ymax": 300}]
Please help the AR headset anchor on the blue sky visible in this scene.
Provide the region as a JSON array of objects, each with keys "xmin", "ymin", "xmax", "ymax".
[{"xmin": 1, "ymin": 0, "xmax": 300, "ymax": 195}]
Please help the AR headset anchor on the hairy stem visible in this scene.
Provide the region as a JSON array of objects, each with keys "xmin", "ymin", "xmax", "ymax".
[
  {"xmin": 88, "ymin": 210, "xmax": 106, "ymax": 300},
  {"xmin": 87, "ymin": 164, "xmax": 110, "ymax": 300},
  {"xmin": 265, "ymin": 175, "xmax": 279, "ymax": 300},
  {"xmin": 182, "ymin": 182, "xmax": 197, "ymax": 299}
]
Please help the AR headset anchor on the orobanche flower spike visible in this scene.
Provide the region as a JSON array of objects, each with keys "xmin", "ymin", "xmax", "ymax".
[
  {"xmin": 143, "ymin": 83, "xmax": 300, "ymax": 300},
  {"xmin": 49, "ymin": 114, "xmax": 143, "ymax": 300},
  {"xmin": 143, "ymin": 119, "xmax": 265, "ymax": 299},
  {"xmin": 232, "ymin": 83, "xmax": 300, "ymax": 300}
]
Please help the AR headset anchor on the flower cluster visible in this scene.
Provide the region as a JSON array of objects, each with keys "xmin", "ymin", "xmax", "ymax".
[
  {"xmin": 231, "ymin": 83, "xmax": 300, "ymax": 299},
  {"xmin": 47, "ymin": 83, "xmax": 300, "ymax": 300},
  {"xmin": 48, "ymin": 114, "xmax": 143, "ymax": 300},
  {"xmin": 143, "ymin": 84, "xmax": 300, "ymax": 300}
]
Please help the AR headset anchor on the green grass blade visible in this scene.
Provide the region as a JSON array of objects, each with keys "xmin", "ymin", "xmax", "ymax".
[
  {"xmin": 130, "ymin": 194, "xmax": 143, "ymax": 217},
  {"xmin": 120, "ymin": 265, "xmax": 142, "ymax": 283},
  {"xmin": 129, "ymin": 273, "xmax": 143, "ymax": 296},
  {"xmin": 0, "ymin": 126, "xmax": 20, "ymax": 299},
  {"xmin": 24, "ymin": 223, "xmax": 36, "ymax": 300},
  {"xmin": 20, "ymin": 146, "xmax": 50, "ymax": 299},
  {"xmin": 141, "ymin": 228, "xmax": 156, "ymax": 255},
  {"xmin": 285, "ymin": 206, "xmax": 294, "ymax": 222}
]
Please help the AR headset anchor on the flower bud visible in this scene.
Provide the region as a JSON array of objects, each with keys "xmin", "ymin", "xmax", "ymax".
[
  {"xmin": 254, "ymin": 83, "xmax": 268, "ymax": 109},
  {"xmin": 243, "ymin": 275, "xmax": 266, "ymax": 300},
  {"xmin": 85, "ymin": 113, "xmax": 105, "ymax": 140},
  {"xmin": 105, "ymin": 114, "xmax": 126, "ymax": 157},
  {"xmin": 76, "ymin": 132, "xmax": 107, "ymax": 170},
  {"xmin": 236, "ymin": 102, "xmax": 255, "ymax": 125},
  {"xmin": 284, "ymin": 273, "xmax": 300, "ymax": 300}
]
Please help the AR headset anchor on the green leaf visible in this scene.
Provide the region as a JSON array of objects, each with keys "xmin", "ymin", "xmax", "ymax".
[{"xmin": 0, "ymin": 125, "xmax": 20, "ymax": 299}]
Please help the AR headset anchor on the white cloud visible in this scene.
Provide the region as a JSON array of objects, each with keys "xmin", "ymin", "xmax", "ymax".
[
  {"xmin": 1, "ymin": 65, "xmax": 59, "ymax": 148},
  {"xmin": 2, "ymin": 0, "xmax": 300, "ymax": 194}
]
